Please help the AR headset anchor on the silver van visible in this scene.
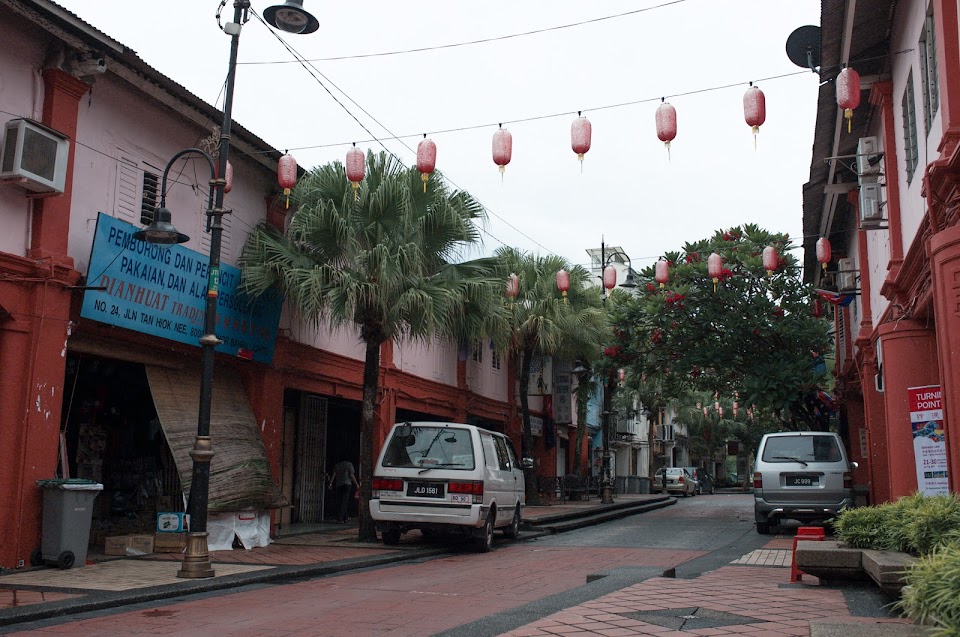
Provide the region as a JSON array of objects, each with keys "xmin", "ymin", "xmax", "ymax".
[
  {"xmin": 369, "ymin": 422, "xmax": 530, "ymax": 552},
  {"xmin": 753, "ymin": 431, "xmax": 857, "ymax": 534}
]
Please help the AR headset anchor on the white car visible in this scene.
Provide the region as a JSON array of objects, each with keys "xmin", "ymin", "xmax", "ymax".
[{"xmin": 370, "ymin": 422, "xmax": 531, "ymax": 552}]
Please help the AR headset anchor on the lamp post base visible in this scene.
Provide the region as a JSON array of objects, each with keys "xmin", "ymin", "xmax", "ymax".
[
  {"xmin": 177, "ymin": 532, "xmax": 215, "ymax": 578},
  {"xmin": 600, "ymin": 484, "xmax": 615, "ymax": 504}
]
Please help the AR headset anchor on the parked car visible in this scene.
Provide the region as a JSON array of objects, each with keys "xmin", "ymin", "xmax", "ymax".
[
  {"xmin": 685, "ymin": 467, "xmax": 714, "ymax": 494},
  {"xmin": 369, "ymin": 422, "xmax": 532, "ymax": 552},
  {"xmin": 654, "ymin": 467, "xmax": 696, "ymax": 497},
  {"xmin": 753, "ymin": 431, "xmax": 858, "ymax": 534}
]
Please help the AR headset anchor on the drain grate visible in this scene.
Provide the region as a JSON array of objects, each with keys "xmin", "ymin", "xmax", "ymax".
[{"xmin": 619, "ymin": 606, "xmax": 759, "ymax": 630}]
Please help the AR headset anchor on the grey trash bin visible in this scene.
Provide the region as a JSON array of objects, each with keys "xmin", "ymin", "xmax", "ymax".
[{"xmin": 35, "ymin": 479, "xmax": 103, "ymax": 569}]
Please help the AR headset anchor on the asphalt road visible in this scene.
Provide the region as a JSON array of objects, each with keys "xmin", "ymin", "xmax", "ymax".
[{"xmin": 2, "ymin": 494, "xmax": 852, "ymax": 637}]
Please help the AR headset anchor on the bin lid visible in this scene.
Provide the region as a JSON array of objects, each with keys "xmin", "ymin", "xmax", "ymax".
[{"xmin": 36, "ymin": 478, "xmax": 104, "ymax": 491}]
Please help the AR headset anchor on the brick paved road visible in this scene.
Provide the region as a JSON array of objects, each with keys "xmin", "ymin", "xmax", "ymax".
[{"xmin": 3, "ymin": 495, "xmax": 907, "ymax": 637}]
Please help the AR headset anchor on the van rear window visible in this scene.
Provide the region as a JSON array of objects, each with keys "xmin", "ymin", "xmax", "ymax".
[
  {"xmin": 381, "ymin": 425, "xmax": 475, "ymax": 470},
  {"xmin": 762, "ymin": 435, "xmax": 842, "ymax": 463}
]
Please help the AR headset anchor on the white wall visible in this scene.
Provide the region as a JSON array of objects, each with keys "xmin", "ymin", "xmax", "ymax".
[{"xmin": 0, "ymin": 15, "xmax": 47, "ymax": 257}]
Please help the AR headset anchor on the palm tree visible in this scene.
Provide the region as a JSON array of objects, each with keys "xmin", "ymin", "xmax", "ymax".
[
  {"xmin": 240, "ymin": 151, "xmax": 502, "ymax": 541},
  {"xmin": 494, "ymin": 247, "xmax": 606, "ymax": 504}
]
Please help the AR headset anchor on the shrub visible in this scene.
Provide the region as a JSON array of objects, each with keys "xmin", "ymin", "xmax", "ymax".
[
  {"xmin": 898, "ymin": 540, "xmax": 960, "ymax": 636},
  {"xmin": 902, "ymin": 495, "xmax": 960, "ymax": 556},
  {"xmin": 834, "ymin": 504, "xmax": 895, "ymax": 549},
  {"xmin": 834, "ymin": 493, "xmax": 960, "ymax": 556}
]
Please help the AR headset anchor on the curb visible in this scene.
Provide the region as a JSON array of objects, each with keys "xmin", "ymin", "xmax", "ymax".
[
  {"xmin": 0, "ymin": 546, "xmax": 447, "ymax": 628},
  {"xmin": 527, "ymin": 499, "xmax": 676, "ymax": 534}
]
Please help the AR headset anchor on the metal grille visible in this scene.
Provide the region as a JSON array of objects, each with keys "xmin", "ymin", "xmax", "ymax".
[
  {"xmin": 21, "ymin": 127, "xmax": 58, "ymax": 180},
  {"xmin": 295, "ymin": 394, "xmax": 328, "ymax": 522}
]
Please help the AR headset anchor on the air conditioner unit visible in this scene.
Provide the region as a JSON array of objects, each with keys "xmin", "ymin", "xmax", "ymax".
[
  {"xmin": 837, "ymin": 257, "xmax": 857, "ymax": 291},
  {"xmin": 859, "ymin": 182, "xmax": 883, "ymax": 224},
  {"xmin": 857, "ymin": 136, "xmax": 881, "ymax": 182},
  {"xmin": 0, "ymin": 118, "xmax": 69, "ymax": 194}
]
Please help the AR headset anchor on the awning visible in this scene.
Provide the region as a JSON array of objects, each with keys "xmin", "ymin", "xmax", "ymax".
[{"xmin": 146, "ymin": 365, "xmax": 287, "ymax": 512}]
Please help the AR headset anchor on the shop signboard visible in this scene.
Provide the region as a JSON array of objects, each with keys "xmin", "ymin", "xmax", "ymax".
[
  {"xmin": 81, "ymin": 213, "xmax": 283, "ymax": 364},
  {"xmin": 529, "ymin": 415, "xmax": 543, "ymax": 437},
  {"xmin": 527, "ymin": 356, "xmax": 552, "ymax": 395},
  {"xmin": 908, "ymin": 385, "xmax": 949, "ymax": 495}
]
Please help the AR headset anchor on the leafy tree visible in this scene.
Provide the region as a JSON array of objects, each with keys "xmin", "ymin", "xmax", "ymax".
[
  {"xmin": 609, "ymin": 224, "xmax": 833, "ymax": 431},
  {"xmin": 493, "ymin": 248, "xmax": 606, "ymax": 502},
  {"xmin": 240, "ymin": 151, "xmax": 502, "ymax": 541}
]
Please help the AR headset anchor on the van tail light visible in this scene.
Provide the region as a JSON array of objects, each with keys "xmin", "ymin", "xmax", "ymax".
[
  {"xmin": 372, "ymin": 478, "xmax": 403, "ymax": 496},
  {"xmin": 753, "ymin": 472, "xmax": 763, "ymax": 489},
  {"xmin": 448, "ymin": 480, "xmax": 483, "ymax": 504},
  {"xmin": 843, "ymin": 471, "xmax": 853, "ymax": 489}
]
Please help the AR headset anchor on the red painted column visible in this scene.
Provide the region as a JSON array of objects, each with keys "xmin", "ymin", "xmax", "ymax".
[
  {"xmin": 929, "ymin": 224, "xmax": 960, "ymax": 494},
  {"xmin": 877, "ymin": 320, "xmax": 940, "ymax": 499},
  {"xmin": 860, "ymin": 350, "xmax": 892, "ymax": 504},
  {"xmin": 29, "ymin": 69, "xmax": 88, "ymax": 264}
]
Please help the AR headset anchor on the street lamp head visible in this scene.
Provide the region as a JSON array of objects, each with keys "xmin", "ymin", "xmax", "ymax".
[
  {"xmin": 572, "ymin": 360, "xmax": 591, "ymax": 378},
  {"xmin": 133, "ymin": 207, "xmax": 189, "ymax": 245},
  {"xmin": 263, "ymin": 0, "xmax": 319, "ymax": 34},
  {"xmin": 620, "ymin": 270, "xmax": 638, "ymax": 289}
]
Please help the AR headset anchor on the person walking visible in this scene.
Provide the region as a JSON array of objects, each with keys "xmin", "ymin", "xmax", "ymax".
[{"xmin": 329, "ymin": 458, "xmax": 360, "ymax": 524}]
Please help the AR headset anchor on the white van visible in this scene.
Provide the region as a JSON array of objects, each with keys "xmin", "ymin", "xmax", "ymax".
[{"xmin": 369, "ymin": 422, "xmax": 530, "ymax": 552}]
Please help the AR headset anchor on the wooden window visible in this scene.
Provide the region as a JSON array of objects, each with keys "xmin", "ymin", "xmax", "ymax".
[
  {"xmin": 901, "ymin": 71, "xmax": 919, "ymax": 183},
  {"xmin": 919, "ymin": 6, "xmax": 940, "ymax": 133}
]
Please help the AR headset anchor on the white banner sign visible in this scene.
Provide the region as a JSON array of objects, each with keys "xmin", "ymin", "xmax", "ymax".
[{"xmin": 908, "ymin": 385, "xmax": 949, "ymax": 495}]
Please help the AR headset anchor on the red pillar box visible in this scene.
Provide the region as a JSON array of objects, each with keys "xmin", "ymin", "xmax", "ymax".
[{"xmin": 877, "ymin": 320, "xmax": 940, "ymax": 500}]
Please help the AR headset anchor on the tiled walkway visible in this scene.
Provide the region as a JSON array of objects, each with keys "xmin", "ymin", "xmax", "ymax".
[
  {"xmin": 730, "ymin": 549, "xmax": 792, "ymax": 567},
  {"xmin": 499, "ymin": 564, "xmax": 907, "ymax": 636}
]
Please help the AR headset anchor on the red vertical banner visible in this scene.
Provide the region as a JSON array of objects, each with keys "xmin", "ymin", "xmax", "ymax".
[{"xmin": 908, "ymin": 385, "xmax": 950, "ymax": 495}]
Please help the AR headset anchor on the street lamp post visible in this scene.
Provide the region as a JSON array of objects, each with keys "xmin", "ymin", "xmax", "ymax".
[
  {"xmin": 596, "ymin": 238, "xmax": 635, "ymax": 504},
  {"xmin": 133, "ymin": 0, "xmax": 317, "ymax": 579}
]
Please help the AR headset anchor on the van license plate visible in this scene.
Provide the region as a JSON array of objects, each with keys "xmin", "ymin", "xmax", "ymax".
[
  {"xmin": 407, "ymin": 482, "xmax": 444, "ymax": 498},
  {"xmin": 786, "ymin": 476, "xmax": 819, "ymax": 487}
]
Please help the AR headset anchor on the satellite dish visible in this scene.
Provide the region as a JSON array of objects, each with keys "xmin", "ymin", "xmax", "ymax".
[{"xmin": 786, "ymin": 25, "xmax": 822, "ymax": 73}]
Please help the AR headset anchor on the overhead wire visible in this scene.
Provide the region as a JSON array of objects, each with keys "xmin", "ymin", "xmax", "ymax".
[
  {"xmin": 239, "ymin": 0, "xmax": 691, "ymax": 64},
  {"xmin": 249, "ymin": 9, "xmax": 550, "ymax": 254}
]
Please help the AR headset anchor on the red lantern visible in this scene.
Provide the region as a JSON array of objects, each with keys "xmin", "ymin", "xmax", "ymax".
[
  {"xmin": 278, "ymin": 153, "xmax": 297, "ymax": 209},
  {"xmin": 417, "ymin": 135, "xmax": 436, "ymax": 193},
  {"xmin": 762, "ymin": 245, "xmax": 778, "ymax": 277},
  {"xmin": 556, "ymin": 269, "xmax": 570, "ymax": 303},
  {"xmin": 743, "ymin": 83, "xmax": 766, "ymax": 148},
  {"xmin": 618, "ymin": 368, "xmax": 626, "ymax": 382},
  {"xmin": 655, "ymin": 259, "xmax": 669, "ymax": 289},
  {"xmin": 492, "ymin": 125, "xmax": 512, "ymax": 179},
  {"xmin": 346, "ymin": 144, "xmax": 365, "ymax": 201},
  {"xmin": 836, "ymin": 66, "xmax": 861, "ymax": 133},
  {"xmin": 655, "ymin": 99, "xmax": 677, "ymax": 159},
  {"xmin": 816, "ymin": 237, "xmax": 831, "ymax": 271},
  {"xmin": 223, "ymin": 160, "xmax": 233, "ymax": 194},
  {"xmin": 603, "ymin": 266, "xmax": 617, "ymax": 290},
  {"xmin": 812, "ymin": 297, "xmax": 824, "ymax": 318},
  {"xmin": 506, "ymin": 273, "xmax": 519, "ymax": 300},
  {"xmin": 571, "ymin": 112, "xmax": 592, "ymax": 170}
]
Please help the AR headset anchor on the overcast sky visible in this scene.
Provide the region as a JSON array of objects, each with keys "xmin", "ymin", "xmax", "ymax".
[{"xmin": 57, "ymin": 0, "xmax": 822, "ymax": 271}]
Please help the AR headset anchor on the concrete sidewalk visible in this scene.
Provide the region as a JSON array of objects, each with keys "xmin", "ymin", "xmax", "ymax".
[{"xmin": 0, "ymin": 494, "xmax": 671, "ymax": 628}]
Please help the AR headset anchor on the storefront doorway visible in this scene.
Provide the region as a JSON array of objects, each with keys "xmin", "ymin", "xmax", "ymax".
[{"xmin": 61, "ymin": 354, "xmax": 182, "ymax": 547}]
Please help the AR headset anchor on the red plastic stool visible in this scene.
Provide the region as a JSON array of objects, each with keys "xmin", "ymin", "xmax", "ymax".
[{"xmin": 790, "ymin": 526, "xmax": 825, "ymax": 583}]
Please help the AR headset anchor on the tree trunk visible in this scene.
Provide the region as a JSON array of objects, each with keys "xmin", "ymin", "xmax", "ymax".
[
  {"xmin": 519, "ymin": 346, "xmax": 539, "ymax": 505},
  {"xmin": 357, "ymin": 338, "xmax": 382, "ymax": 542}
]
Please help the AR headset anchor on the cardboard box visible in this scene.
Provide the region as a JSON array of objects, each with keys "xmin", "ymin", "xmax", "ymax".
[
  {"xmin": 154, "ymin": 532, "xmax": 186, "ymax": 553},
  {"xmin": 104, "ymin": 535, "xmax": 129, "ymax": 556},
  {"xmin": 128, "ymin": 534, "xmax": 154, "ymax": 554},
  {"xmin": 104, "ymin": 534, "xmax": 155, "ymax": 556}
]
